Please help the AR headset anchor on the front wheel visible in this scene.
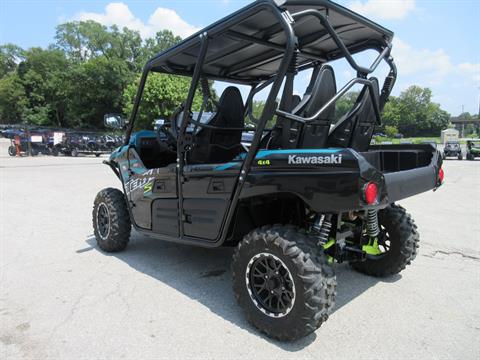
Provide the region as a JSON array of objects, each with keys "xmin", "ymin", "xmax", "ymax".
[
  {"xmin": 232, "ymin": 225, "xmax": 336, "ymax": 341},
  {"xmin": 458, "ymin": 153, "xmax": 462, "ymax": 160},
  {"xmin": 351, "ymin": 204, "xmax": 419, "ymax": 277},
  {"xmin": 71, "ymin": 148, "xmax": 79, "ymax": 157},
  {"xmin": 8, "ymin": 145, "xmax": 16, "ymax": 156},
  {"xmin": 92, "ymin": 188, "xmax": 131, "ymax": 252}
]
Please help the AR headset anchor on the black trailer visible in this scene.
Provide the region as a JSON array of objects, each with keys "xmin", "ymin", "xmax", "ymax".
[
  {"xmin": 51, "ymin": 131, "xmax": 118, "ymax": 157},
  {"xmin": 93, "ymin": 0, "xmax": 444, "ymax": 341}
]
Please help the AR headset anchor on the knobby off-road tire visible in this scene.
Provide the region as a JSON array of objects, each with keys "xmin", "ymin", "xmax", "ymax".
[
  {"xmin": 351, "ymin": 204, "xmax": 419, "ymax": 277},
  {"xmin": 92, "ymin": 188, "xmax": 131, "ymax": 252},
  {"xmin": 232, "ymin": 225, "xmax": 336, "ymax": 341},
  {"xmin": 8, "ymin": 145, "xmax": 16, "ymax": 156}
]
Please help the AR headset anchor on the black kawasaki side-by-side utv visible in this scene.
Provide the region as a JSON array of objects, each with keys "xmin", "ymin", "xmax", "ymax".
[{"xmin": 93, "ymin": 0, "xmax": 444, "ymax": 341}]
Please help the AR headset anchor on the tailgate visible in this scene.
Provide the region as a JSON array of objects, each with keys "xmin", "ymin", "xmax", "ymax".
[{"xmin": 361, "ymin": 144, "xmax": 443, "ymax": 203}]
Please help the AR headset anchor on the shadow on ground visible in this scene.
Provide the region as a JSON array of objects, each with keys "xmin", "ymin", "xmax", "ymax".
[{"xmin": 83, "ymin": 231, "xmax": 400, "ymax": 351}]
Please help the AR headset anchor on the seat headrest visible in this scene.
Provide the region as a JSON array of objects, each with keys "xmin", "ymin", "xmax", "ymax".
[
  {"xmin": 214, "ymin": 86, "xmax": 244, "ymax": 128},
  {"xmin": 218, "ymin": 86, "xmax": 244, "ymax": 112},
  {"xmin": 299, "ymin": 65, "xmax": 337, "ymax": 120},
  {"xmin": 356, "ymin": 77, "xmax": 379, "ymax": 106}
]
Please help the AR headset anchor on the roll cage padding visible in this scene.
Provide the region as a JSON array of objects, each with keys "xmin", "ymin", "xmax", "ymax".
[
  {"xmin": 188, "ymin": 86, "xmax": 245, "ymax": 164},
  {"xmin": 328, "ymin": 77, "xmax": 380, "ymax": 151}
]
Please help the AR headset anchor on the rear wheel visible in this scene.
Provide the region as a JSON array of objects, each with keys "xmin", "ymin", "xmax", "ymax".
[
  {"xmin": 93, "ymin": 188, "xmax": 131, "ymax": 252},
  {"xmin": 232, "ymin": 225, "xmax": 336, "ymax": 341},
  {"xmin": 351, "ymin": 204, "xmax": 419, "ymax": 277},
  {"xmin": 8, "ymin": 145, "xmax": 16, "ymax": 156}
]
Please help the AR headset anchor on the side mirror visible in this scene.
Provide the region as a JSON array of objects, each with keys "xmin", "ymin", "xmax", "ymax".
[{"xmin": 104, "ymin": 114, "xmax": 125, "ymax": 129}]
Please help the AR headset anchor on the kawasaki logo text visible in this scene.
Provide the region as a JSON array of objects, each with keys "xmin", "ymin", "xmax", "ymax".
[{"xmin": 288, "ymin": 154, "xmax": 343, "ymax": 165}]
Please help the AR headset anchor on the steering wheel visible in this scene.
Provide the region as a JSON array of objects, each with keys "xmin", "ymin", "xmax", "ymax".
[{"xmin": 155, "ymin": 124, "xmax": 177, "ymax": 154}]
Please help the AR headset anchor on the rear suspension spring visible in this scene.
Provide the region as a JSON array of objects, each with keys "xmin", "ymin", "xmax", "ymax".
[
  {"xmin": 366, "ymin": 209, "xmax": 379, "ymax": 237},
  {"xmin": 312, "ymin": 214, "xmax": 332, "ymax": 245}
]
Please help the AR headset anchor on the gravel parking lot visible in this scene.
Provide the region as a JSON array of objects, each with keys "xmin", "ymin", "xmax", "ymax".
[{"xmin": 1, "ymin": 139, "xmax": 479, "ymax": 359}]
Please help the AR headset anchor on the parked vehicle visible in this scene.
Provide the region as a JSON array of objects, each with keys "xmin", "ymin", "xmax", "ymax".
[
  {"xmin": 443, "ymin": 141, "xmax": 462, "ymax": 160},
  {"xmin": 92, "ymin": 0, "xmax": 443, "ymax": 341},
  {"xmin": 7, "ymin": 130, "xmax": 51, "ymax": 156},
  {"xmin": 466, "ymin": 140, "xmax": 480, "ymax": 160}
]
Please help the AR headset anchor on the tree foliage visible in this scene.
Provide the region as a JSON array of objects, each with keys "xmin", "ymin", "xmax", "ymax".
[
  {"xmin": 0, "ymin": 20, "xmax": 181, "ymax": 128},
  {"xmin": 381, "ymin": 86, "xmax": 450, "ymax": 137},
  {"xmin": 123, "ymin": 73, "xmax": 203, "ymax": 130}
]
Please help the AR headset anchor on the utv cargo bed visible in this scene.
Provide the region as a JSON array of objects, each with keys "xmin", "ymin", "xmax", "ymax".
[{"xmin": 360, "ymin": 144, "xmax": 442, "ymax": 203}]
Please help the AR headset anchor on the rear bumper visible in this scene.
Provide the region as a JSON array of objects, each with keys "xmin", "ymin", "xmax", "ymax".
[
  {"xmin": 384, "ymin": 165, "xmax": 437, "ymax": 202},
  {"xmin": 381, "ymin": 148, "xmax": 443, "ymax": 202}
]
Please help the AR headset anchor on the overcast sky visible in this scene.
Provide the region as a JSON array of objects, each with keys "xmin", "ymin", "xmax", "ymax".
[{"xmin": 1, "ymin": 0, "xmax": 479, "ymax": 115}]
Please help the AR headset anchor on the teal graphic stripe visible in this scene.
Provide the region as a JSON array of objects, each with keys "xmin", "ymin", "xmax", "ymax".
[{"xmin": 214, "ymin": 148, "xmax": 343, "ymax": 171}]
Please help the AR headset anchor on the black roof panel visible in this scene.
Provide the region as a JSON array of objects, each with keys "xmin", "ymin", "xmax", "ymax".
[{"xmin": 148, "ymin": 0, "xmax": 394, "ymax": 84}]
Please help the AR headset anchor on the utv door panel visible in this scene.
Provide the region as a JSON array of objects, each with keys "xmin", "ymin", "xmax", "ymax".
[
  {"xmin": 152, "ymin": 199, "xmax": 179, "ymax": 236},
  {"xmin": 183, "ymin": 198, "xmax": 229, "ymax": 239},
  {"xmin": 182, "ymin": 167, "xmax": 238, "ymax": 240}
]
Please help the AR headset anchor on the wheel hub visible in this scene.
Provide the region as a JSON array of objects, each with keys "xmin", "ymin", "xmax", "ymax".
[
  {"xmin": 245, "ymin": 253, "xmax": 296, "ymax": 318},
  {"xmin": 96, "ymin": 203, "xmax": 110, "ymax": 240}
]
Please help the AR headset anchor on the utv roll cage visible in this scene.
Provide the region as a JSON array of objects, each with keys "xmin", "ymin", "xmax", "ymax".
[{"xmin": 124, "ymin": 0, "xmax": 397, "ymax": 241}]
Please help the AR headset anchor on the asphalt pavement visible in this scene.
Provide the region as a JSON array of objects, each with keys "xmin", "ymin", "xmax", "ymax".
[{"xmin": 1, "ymin": 139, "xmax": 479, "ymax": 359}]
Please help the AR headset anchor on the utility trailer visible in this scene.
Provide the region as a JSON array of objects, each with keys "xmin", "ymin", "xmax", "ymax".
[{"xmin": 93, "ymin": 0, "xmax": 444, "ymax": 341}]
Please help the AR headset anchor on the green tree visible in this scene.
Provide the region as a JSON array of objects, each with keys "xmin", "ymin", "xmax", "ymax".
[
  {"xmin": 123, "ymin": 72, "xmax": 203, "ymax": 130},
  {"xmin": 334, "ymin": 91, "xmax": 359, "ymax": 120},
  {"xmin": 16, "ymin": 47, "xmax": 69, "ymax": 126},
  {"xmin": 0, "ymin": 73, "xmax": 27, "ymax": 123},
  {"xmin": 54, "ymin": 21, "xmax": 144, "ymax": 71},
  {"xmin": 143, "ymin": 30, "xmax": 182, "ymax": 64},
  {"xmin": 66, "ymin": 56, "xmax": 132, "ymax": 128},
  {"xmin": 384, "ymin": 125, "xmax": 398, "ymax": 138},
  {"xmin": 382, "ymin": 86, "xmax": 449, "ymax": 137},
  {"xmin": 0, "ymin": 44, "xmax": 24, "ymax": 78}
]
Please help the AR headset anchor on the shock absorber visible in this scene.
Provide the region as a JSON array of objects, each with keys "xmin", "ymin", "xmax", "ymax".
[
  {"xmin": 366, "ymin": 209, "xmax": 379, "ymax": 237},
  {"xmin": 312, "ymin": 214, "xmax": 332, "ymax": 245}
]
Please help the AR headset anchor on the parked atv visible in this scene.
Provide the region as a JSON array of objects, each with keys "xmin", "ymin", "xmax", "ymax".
[
  {"xmin": 443, "ymin": 141, "xmax": 462, "ymax": 160},
  {"xmin": 466, "ymin": 140, "xmax": 480, "ymax": 160},
  {"xmin": 93, "ymin": 0, "xmax": 443, "ymax": 341}
]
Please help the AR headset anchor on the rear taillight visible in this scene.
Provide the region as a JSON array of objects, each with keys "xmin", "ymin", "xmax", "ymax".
[
  {"xmin": 364, "ymin": 182, "xmax": 378, "ymax": 205},
  {"xmin": 439, "ymin": 167, "xmax": 444, "ymax": 183}
]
